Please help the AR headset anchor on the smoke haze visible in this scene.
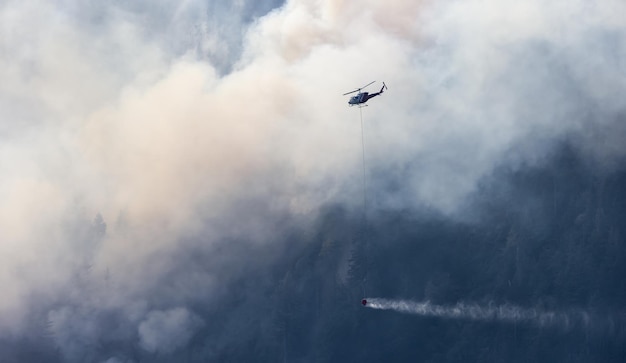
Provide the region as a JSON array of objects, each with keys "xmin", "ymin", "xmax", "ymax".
[{"xmin": 1, "ymin": 0, "xmax": 625, "ymax": 361}]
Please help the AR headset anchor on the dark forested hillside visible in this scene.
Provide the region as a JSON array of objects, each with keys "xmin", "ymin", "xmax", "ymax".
[{"xmin": 220, "ymin": 142, "xmax": 626, "ymax": 363}]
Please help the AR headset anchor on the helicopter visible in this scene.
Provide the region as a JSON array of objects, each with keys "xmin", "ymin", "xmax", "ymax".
[{"xmin": 343, "ymin": 81, "xmax": 388, "ymax": 106}]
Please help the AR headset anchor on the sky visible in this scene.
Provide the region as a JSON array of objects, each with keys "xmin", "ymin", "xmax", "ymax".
[{"xmin": 0, "ymin": 0, "xmax": 625, "ymax": 361}]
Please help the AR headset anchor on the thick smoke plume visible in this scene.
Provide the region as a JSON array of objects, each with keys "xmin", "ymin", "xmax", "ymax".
[{"xmin": 0, "ymin": 0, "xmax": 625, "ymax": 360}]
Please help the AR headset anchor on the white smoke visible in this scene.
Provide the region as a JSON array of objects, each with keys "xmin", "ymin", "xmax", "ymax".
[
  {"xmin": 138, "ymin": 307, "xmax": 205, "ymax": 354},
  {"xmin": 0, "ymin": 0, "xmax": 625, "ymax": 358}
]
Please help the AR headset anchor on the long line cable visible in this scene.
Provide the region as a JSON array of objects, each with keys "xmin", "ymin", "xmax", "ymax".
[
  {"xmin": 360, "ymin": 106, "xmax": 367, "ymax": 218},
  {"xmin": 359, "ymin": 105, "xmax": 368, "ymax": 297}
]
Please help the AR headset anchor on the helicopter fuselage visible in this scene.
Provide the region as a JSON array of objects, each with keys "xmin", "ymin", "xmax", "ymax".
[{"xmin": 349, "ymin": 92, "xmax": 369, "ymax": 105}]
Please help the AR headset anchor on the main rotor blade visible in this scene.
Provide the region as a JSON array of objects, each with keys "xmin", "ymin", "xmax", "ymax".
[
  {"xmin": 343, "ymin": 81, "xmax": 376, "ymax": 96},
  {"xmin": 360, "ymin": 81, "xmax": 376, "ymax": 89}
]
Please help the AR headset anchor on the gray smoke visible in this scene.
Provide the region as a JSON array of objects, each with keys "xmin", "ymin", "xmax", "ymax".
[{"xmin": 0, "ymin": 0, "xmax": 625, "ymax": 360}]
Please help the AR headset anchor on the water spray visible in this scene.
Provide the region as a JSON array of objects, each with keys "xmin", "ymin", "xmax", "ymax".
[{"xmin": 361, "ymin": 298, "xmax": 611, "ymax": 332}]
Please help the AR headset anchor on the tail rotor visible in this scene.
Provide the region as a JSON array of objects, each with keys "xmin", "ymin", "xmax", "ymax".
[{"xmin": 380, "ymin": 82, "xmax": 388, "ymax": 93}]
